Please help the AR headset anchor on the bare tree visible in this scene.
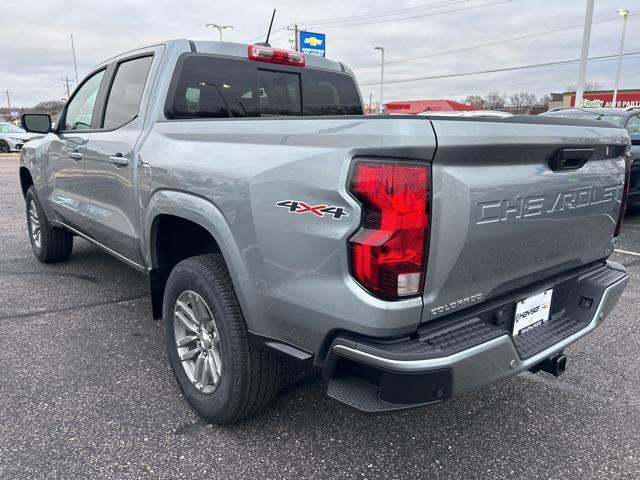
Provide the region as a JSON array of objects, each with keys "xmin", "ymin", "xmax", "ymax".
[
  {"xmin": 564, "ymin": 81, "xmax": 603, "ymax": 92},
  {"xmin": 485, "ymin": 91, "xmax": 507, "ymax": 110},
  {"xmin": 463, "ymin": 95, "xmax": 486, "ymax": 109},
  {"xmin": 508, "ymin": 92, "xmax": 538, "ymax": 114},
  {"xmin": 538, "ymin": 94, "xmax": 551, "ymax": 109}
]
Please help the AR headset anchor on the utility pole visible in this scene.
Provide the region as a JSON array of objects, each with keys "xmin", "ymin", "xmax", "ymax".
[
  {"xmin": 287, "ymin": 24, "xmax": 300, "ymax": 51},
  {"xmin": 612, "ymin": 9, "xmax": 630, "ymax": 108},
  {"xmin": 575, "ymin": 0, "xmax": 594, "ymax": 108},
  {"xmin": 70, "ymin": 34, "xmax": 79, "ymax": 85},
  {"xmin": 61, "ymin": 77, "xmax": 72, "ymax": 99},
  {"xmin": 5, "ymin": 90, "xmax": 12, "ymax": 111},
  {"xmin": 374, "ymin": 46, "xmax": 385, "ymax": 113}
]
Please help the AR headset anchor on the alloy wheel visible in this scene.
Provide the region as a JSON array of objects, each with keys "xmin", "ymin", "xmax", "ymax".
[
  {"xmin": 173, "ymin": 290, "xmax": 223, "ymax": 394},
  {"xmin": 28, "ymin": 199, "xmax": 41, "ymax": 249}
]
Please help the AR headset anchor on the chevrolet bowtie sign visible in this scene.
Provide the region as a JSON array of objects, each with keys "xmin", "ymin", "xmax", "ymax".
[{"xmin": 299, "ymin": 31, "xmax": 326, "ymax": 57}]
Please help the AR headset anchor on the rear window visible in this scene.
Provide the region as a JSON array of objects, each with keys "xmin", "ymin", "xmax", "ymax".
[{"xmin": 166, "ymin": 55, "xmax": 362, "ymax": 119}]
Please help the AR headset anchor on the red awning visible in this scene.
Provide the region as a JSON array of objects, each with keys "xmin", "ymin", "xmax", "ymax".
[{"xmin": 384, "ymin": 100, "xmax": 476, "ymax": 114}]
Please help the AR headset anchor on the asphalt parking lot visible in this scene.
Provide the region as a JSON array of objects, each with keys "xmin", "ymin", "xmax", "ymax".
[{"xmin": 0, "ymin": 153, "xmax": 639, "ymax": 480}]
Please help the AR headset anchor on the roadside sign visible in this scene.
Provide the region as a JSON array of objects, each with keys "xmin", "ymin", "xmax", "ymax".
[
  {"xmin": 10, "ymin": 111, "xmax": 19, "ymax": 118},
  {"xmin": 299, "ymin": 31, "xmax": 326, "ymax": 57}
]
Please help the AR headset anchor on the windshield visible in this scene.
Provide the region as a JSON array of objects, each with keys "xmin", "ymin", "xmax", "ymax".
[
  {"xmin": 0, "ymin": 123, "xmax": 26, "ymax": 134},
  {"xmin": 589, "ymin": 113, "xmax": 624, "ymax": 126}
]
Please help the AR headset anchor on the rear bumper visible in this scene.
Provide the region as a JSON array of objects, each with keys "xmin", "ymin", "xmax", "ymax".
[{"xmin": 324, "ymin": 261, "xmax": 627, "ymax": 412}]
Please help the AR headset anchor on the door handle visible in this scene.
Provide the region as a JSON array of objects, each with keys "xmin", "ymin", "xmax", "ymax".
[
  {"xmin": 108, "ymin": 154, "xmax": 130, "ymax": 167},
  {"xmin": 68, "ymin": 152, "xmax": 83, "ymax": 161}
]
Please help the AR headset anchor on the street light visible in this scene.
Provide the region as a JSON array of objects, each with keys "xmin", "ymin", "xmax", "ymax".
[
  {"xmin": 612, "ymin": 8, "xmax": 630, "ymax": 108},
  {"xmin": 206, "ymin": 23, "xmax": 234, "ymax": 41},
  {"xmin": 374, "ymin": 46, "xmax": 385, "ymax": 113}
]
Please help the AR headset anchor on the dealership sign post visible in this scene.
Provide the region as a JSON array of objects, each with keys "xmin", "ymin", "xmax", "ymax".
[{"xmin": 299, "ymin": 31, "xmax": 326, "ymax": 57}]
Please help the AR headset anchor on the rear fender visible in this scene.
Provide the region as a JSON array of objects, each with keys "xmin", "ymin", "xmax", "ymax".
[{"xmin": 144, "ymin": 189, "xmax": 256, "ymax": 330}]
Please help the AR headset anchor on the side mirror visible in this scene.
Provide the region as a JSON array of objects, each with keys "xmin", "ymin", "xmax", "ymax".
[
  {"xmin": 21, "ymin": 113, "xmax": 52, "ymax": 134},
  {"xmin": 630, "ymin": 133, "xmax": 640, "ymax": 146}
]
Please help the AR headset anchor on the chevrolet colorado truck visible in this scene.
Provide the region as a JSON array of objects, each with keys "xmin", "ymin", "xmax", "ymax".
[{"xmin": 19, "ymin": 40, "xmax": 631, "ymax": 424}]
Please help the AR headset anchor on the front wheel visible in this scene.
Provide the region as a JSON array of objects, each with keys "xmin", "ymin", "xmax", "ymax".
[
  {"xmin": 0, "ymin": 140, "xmax": 10, "ymax": 153},
  {"xmin": 163, "ymin": 254, "xmax": 282, "ymax": 424},
  {"xmin": 25, "ymin": 186, "xmax": 73, "ymax": 262}
]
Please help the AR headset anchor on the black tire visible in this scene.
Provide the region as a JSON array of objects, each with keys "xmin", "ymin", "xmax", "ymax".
[
  {"xmin": 25, "ymin": 186, "xmax": 73, "ymax": 262},
  {"xmin": 163, "ymin": 254, "xmax": 282, "ymax": 424},
  {"xmin": 0, "ymin": 140, "xmax": 9, "ymax": 153}
]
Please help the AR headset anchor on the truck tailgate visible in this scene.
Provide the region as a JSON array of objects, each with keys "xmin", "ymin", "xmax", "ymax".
[{"xmin": 422, "ymin": 116, "xmax": 629, "ymax": 322}]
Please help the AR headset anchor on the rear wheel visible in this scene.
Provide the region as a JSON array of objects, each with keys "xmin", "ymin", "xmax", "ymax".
[
  {"xmin": 25, "ymin": 186, "xmax": 73, "ymax": 262},
  {"xmin": 0, "ymin": 141, "xmax": 9, "ymax": 153},
  {"xmin": 163, "ymin": 254, "xmax": 282, "ymax": 424}
]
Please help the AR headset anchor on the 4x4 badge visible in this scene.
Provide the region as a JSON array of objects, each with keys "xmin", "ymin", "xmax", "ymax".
[{"xmin": 276, "ymin": 200, "xmax": 349, "ymax": 220}]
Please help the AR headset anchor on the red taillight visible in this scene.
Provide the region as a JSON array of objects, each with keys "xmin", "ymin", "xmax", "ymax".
[
  {"xmin": 248, "ymin": 45, "xmax": 305, "ymax": 67},
  {"xmin": 614, "ymin": 155, "xmax": 632, "ymax": 237},
  {"xmin": 349, "ymin": 160, "xmax": 430, "ymax": 299}
]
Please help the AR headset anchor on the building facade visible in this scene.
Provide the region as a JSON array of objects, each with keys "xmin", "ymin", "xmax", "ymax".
[{"xmin": 559, "ymin": 89, "xmax": 640, "ymax": 108}]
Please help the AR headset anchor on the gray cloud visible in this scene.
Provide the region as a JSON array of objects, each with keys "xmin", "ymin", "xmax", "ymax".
[{"xmin": 2, "ymin": 0, "xmax": 638, "ymax": 107}]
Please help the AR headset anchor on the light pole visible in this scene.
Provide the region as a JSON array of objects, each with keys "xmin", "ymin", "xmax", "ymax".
[
  {"xmin": 206, "ymin": 23, "xmax": 234, "ymax": 41},
  {"xmin": 612, "ymin": 9, "xmax": 630, "ymax": 108},
  {"xmin": 70, "ymin": 34, "xmax": 79, "ymax": 85},
  {"xmin": 374, "ymin": 46, "xmax": 384, "ymax": 113},
  {"xmin": 575, "ymin": 0, "xmax": 594, "ymax": 108}
]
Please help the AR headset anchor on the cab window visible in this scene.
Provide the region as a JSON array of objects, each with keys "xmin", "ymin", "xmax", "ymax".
[
  {"xmin": 63, "ymin": 69, "xmax": 105, "ymax": 130},
  {"xmin": 103, "ymin": 56, "xmax": 153, "ymax": 129}
]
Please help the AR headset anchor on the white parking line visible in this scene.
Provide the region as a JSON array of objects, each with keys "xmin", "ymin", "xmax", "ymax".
[{"xmin": 615, "ymin": 249, "xmax": 640, "ymax": 257}]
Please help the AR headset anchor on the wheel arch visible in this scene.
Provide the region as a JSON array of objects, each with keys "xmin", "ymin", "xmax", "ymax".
[
  {"xmin": 19, "ymin": 166, "xmax": 34, "ymax": 198},
  {"xmin": 145, "ymin": 190, "xmax": 255, "ymax": 328}
]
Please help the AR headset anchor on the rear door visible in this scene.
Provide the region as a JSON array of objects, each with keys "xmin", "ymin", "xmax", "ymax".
[
  {"xmin": 82, "ymin": 51, "xmax": 157, "ymax": 262},
  {"xmin": 422, "ymin": 117, "xmax": 628, "ymax": 322},
  {"xmin": 47, "ymin": 68, "xmax": 107, "ymax": 230}
]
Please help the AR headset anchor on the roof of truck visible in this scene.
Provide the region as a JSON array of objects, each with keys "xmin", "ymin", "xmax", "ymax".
[{"xmin": 98, "ymin": 39, "xmax": 347, "ymax": 73}]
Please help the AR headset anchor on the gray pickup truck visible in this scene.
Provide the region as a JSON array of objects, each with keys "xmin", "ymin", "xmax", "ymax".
[{"xmin": 19, "ymin": 40, "xmax": 631, "ymax": 424}]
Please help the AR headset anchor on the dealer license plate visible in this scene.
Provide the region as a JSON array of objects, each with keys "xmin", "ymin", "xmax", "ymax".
[{"xmin": 513, "ymin": 289, "xmax": 553, "ymax": 336}]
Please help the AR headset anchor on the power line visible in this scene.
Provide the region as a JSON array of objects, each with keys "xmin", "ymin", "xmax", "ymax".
[
  {"xmin": 44, "ymin": 79, "xmax": 63, "ymax": 89},
  {"xmin": 244, "ymin": 0, "xmax": 458, "ymax": 42},
  {"xmin": 351, "ymin": 13, "xmax": 639, "ymax": 70},
  {"xmin": 244, "ymin": 0, "xmax": 489, "ymax": 43},
  {"xmin": 358, "ymin": 51, "xmax": 640, "ymax": 86},
  {"xmin": 303, "ymin": 0, "xmax": 513, "ymax": 29},
  {"xmin": 298, "ymin": 0, "xmax": 463, "ymax": 27},
  {"xmin": 245, "ymin": 25, "xmax": 289, "ymax": 43}
]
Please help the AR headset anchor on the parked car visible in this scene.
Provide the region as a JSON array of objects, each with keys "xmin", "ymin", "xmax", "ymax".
[
  {"xmin": 18, "ymin": 40, "xmax": 630, "ymax": 424},
  {"xmin": 541, "ymin": 107, "xmax": 640, "ymax": 204},
  {"xmin": 0, "ymin": 122, "xmax": 35, "ymax": 152}
]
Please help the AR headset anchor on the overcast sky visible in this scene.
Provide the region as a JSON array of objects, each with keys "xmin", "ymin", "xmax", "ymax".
[{"xmin": 2, "ymin": 0, "xmax": 639, "ymax": 107}]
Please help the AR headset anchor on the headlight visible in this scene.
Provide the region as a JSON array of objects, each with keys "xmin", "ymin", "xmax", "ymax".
[{"xmin": 10, "ymin": 137, "xmax": 24, "ymax": 143}]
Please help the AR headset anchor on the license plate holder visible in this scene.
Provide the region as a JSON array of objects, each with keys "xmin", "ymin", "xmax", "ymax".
[{"xmin": 513, "ymin": 289, "xmax": 553, "ymax": 336}]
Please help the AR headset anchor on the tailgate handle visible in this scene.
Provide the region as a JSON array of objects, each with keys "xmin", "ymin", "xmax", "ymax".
[{"xmin": 549, "ymin": 148, "xmax": 594, "ymax": 171}]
